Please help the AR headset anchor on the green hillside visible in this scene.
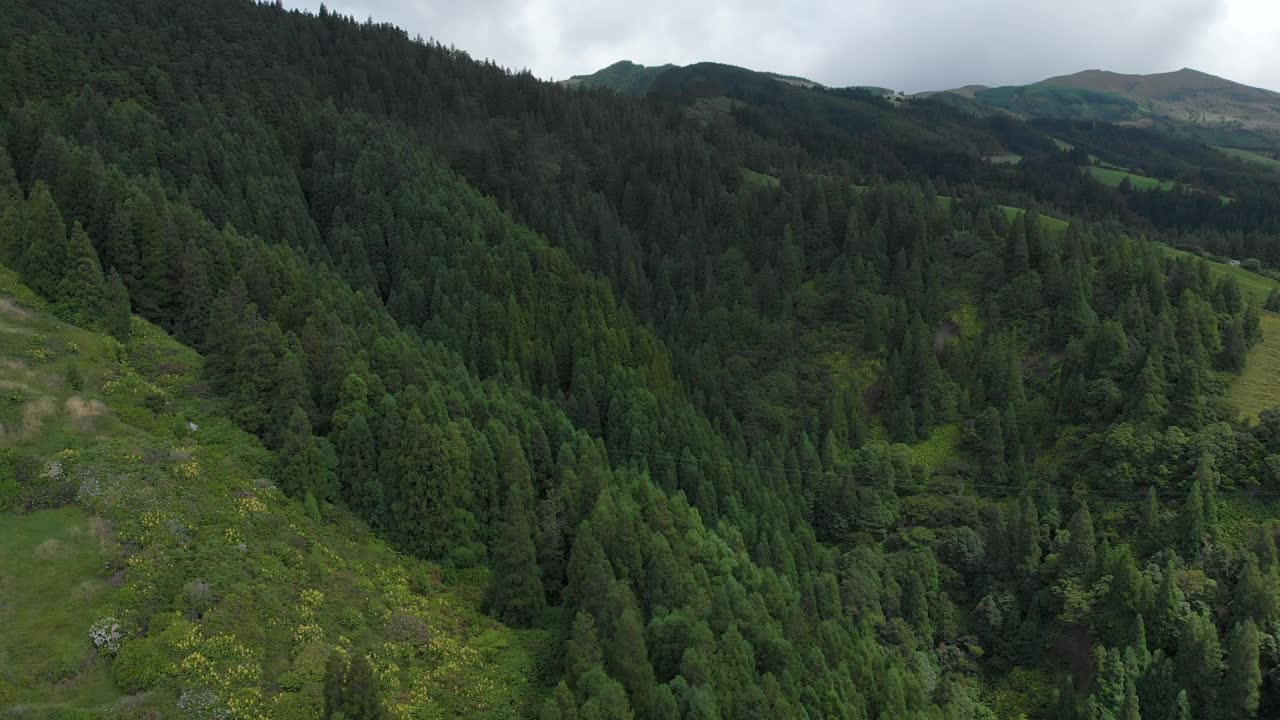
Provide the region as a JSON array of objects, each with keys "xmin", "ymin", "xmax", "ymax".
[
  {"xmin": 974, "ymin": 84, "xmax": 1146, "ymax": 122},
  {"xmin": 562, "ymin": 60, "xmax": 676, "ymax": 95},
  {"xmin": 7, "ymin": 3, "xmax": 1280, "ymax": 720},
  {"xmin": 1157, "ymin": 244, "xmax": 1280, "ymax": 304},
  {"xmin": 1086, "ymin": 166, "xmax": 1177, "ymax": 191},
  {"xmin": 1218, "ymin": 146, "xmax": 1280, "ymax": 172},
  {"xmin": 0, "ymin": 266, "xmax": 540, "ymax": 719},
  {"xmin": 1233, "ymin": 312, "xmax": 1280, "ymax": 422}
]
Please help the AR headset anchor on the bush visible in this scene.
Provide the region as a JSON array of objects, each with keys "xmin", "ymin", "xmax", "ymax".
[
  {"xmin": 385, "ymin": 611, "xmax": 431, "ymax": 647},
  {"xmin": 0, "ymin": 476, "xmax": 18, "ymax": 512},
  {"xmin": 64, "ymin": 363, "xmax": 84, "ymax": 391},
  {"xmin": 112, "ymin": 637, "xmax": 169, "ymax": 693},
  {"xmin": 290, "ymin": 640, "xmax": 331, "ymax": 684}
]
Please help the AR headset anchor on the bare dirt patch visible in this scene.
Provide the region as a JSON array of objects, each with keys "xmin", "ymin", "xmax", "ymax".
[
  {"xmin": 0, "ymin": 320, "xmax": 34, "ymax": 335},
  {"xmin": 33, "ymin": 538, "xmax": 63, "ymax": 559},
  {"xmin": 22, "ymin": 397, "xmax": 56, "ymax": 436},
  {"xmin": 0, "ymin": 296, "xmax": 33, "ymax": 321},
  {"xmin": 65, "ymin": 396, "xmax": 109, "ymax": 432}
]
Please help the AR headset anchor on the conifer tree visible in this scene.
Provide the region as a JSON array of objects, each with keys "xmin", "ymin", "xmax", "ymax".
[
  {"xmin": 483, "ymin": 469, "xmax": 546, "ymax": 627},
  {"xmin": 0, "ymin": 203, "xmax": 21, "ymax": 268},
  {"xmin": 1182, "ymin": 480, "xmax": 1207, "ymax": 557},
  {"xmin": 337, "ymin": 412, "xmax": 383, "ymax": 525},
  {"xmin": 1055, "ymin": 675, "xmax": 1077, "ymax": 720},
  {"xmin": 103, "ymin": 269, "xmax": 132, "ymax": 342},
  {"xmin": 20, "ymin": 183, "xmax": 67, "ymax": 300},
  {"xmin": 278, "ymin": 407, "xmax": 338, "ymax": 500},
  {"xmin": 268, "ymin": 347, "xmax": 312, "ymax": 448},
  {"xmin": 58, "ymin": 221, "xmax": 106, "ymax": 325},
  {"xmin": 1151, "ymin": 563, "xmax": 1187, "ymax": 654},
  {"xmin": 566, "ymin": 610, "xmax": 603, "ymax": 688},
  {"xmin": 1176, "ymin": 611, "xmax": 1223, "ymax": 717},
  {"xmin": 342, "ymin": 653, "xmax": 388, "ymax": 720},
  {"xmin": 1222, "ymin": 620, "xmax": 1261, "ymax": 720},
  {"xmin": 1235, "ymin": 555, "xmax": 1279, "ymax": 627},
  {"xmin": 1063, "ymin": 500, "xmax": 1097, "ymax": 576},
  {"xmin": 134, "ymin": 194, "xmax": 173, "ymax": 322},
  {"xmin": 1120, "ymin": 676, "xmax": 1140, "ymax": 720},
  {"xmin": 976, "ymin": 406, "xmax": 1007, "ymax": 484},
  {"xmin": 394, "ymin": 410, "xmax": 475, "ymax": 558},
  {"xmin": 1139, "ymin": 486, "xmax": 1161, "ymax": 551},
  {"xmin": 607, "ymin": 589, "xmax": 657, "ymax": 718},
  {"xmin": 1253, "ymin": 524, "xmax": 1278, "ymax": 568},
  {"xmin": 0, "ymin": 147, "xmax": 19, "ymax": 213},
  {"xmin": 322, "ymin": 651, "xmax": 346, "ymax": 719}
]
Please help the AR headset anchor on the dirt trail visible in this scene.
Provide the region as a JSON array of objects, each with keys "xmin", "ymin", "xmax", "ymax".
[
  {"xmin": 0, "ymin": 296, "xmax": 33, "ymax": 321},
  {"xmin": 0, "ymin": 320, "xmax": 34, "ymax": 335}
]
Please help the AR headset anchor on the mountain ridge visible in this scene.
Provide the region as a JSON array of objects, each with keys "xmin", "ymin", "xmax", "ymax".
[{"xmin": 923, "ymin": 67, "xmax": 1280, "ymax": 149}]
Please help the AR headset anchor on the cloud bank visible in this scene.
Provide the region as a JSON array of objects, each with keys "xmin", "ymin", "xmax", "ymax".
[{"xmin": 294, "ymin": 0, "xmax": 1280, "ymax": 93}]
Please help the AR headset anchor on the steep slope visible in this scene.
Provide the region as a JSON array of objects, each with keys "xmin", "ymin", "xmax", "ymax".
[{"xmin": 0, "ymin": 265, "xmax": 540, "ymax": 719}]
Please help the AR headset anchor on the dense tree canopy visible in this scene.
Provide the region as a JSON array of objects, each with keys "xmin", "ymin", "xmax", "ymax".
[{"xmin": 4, "ymin": 1, "xmax": 1280, "ymax": 718}]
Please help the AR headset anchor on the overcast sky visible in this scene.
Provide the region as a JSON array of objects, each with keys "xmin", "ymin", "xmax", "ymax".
[{"xmin": 289, "ymin": 0, "xmax": 1280, "ymax": 94}]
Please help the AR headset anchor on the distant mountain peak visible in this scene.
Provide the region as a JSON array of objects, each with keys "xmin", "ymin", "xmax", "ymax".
[
  {"xmin": 1035, "ymin": 67, "xmax": 1277, "ymax": 101},
  {"xmin": 919, "ymin": 67, "xmax": 1280, "ymax": 147}
]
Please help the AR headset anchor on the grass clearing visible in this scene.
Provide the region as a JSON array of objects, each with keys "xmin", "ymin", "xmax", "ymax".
[
  {"xmin": 985, "ymin": 154, "xmax": 1022, "ymax": 165},
  {"xmin": 739, "ymin": 167, "xmax": 781, "ymax": 190},
  {"xmin": 1232, "ymin": 312, "xmax": 1280, "ymax": 422},
  {"xmin": 998, "ymin": 205, "xmax": 1070, "ymax": 234},
  {"xmin": 0, "ymin": 506, "xmax": 123, "ymax": 709},
  {"xmin": 949, "ymin": 303, "xmax": 982, "ymax": 339},
  {"xmin": 904, "ymin": 422, "xmax": 962, "ymax": 472},
  {"xmin": 1216, "ymin": 146, "xmax": 1280, "ymax": 172},
  {"xmin": 1156, "ymin": 244, "xmax": 1280, "ymax": 305},
  {"xmin": 1086, "ymin": 166, "xmax": 1176, "ymax": 191}
]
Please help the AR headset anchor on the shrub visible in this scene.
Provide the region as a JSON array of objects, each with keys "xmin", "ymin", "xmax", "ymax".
[
  {"xmin": 112, "ymin": 637, "xmax": 169, "ymax": 693},
  {"xmin": 88, "ymin": 616, "xmax": 123, "ymax": 655},
  {"xmin": 64, "ymin": 363, "xmax": 84, "ymax": 391},
  {"xmin": 385, "ymin": 611, "xmax": 431, "ymax": 647},
  {"xmin": 182, "ymin": 578, "xmax": 215, "ymax": 618},
  {"xmin": 290, "ymin": 640, "xmax": 331, "ymax": 684}
]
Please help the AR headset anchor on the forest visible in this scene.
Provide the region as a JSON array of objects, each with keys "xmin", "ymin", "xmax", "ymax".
[{"xmin": 4, "ymin": 1, "xmax": 1280, "ymax": 719}]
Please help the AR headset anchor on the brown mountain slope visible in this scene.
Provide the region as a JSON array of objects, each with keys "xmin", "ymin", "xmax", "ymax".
[{"xmin": 1037, "ymin": 67, "xmax": 1280, "ymax": 103}]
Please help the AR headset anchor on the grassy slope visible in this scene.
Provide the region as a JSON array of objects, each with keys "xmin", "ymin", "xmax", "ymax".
[
  {"xmin": 1217, "ymin": 146, "xmax": 1280, "ymax": 172},
  {"xmin": 1233, "ymin": 312, "xmax": 1280, "ymax": 422},
  {"xmin": 1151, "ymin": 246, "xmax": 1280, "ymax": 421},
  {"xmin": 0, "ymin": 265, "xmax": 541, "ymax": 720},
  {"xmin": 1157, "ymin": 244, "xmax": 1280, "ymax": 304},
  {"xmin": 1086, "ymin": 165, "xmax": 1175, "ymax": 191},
  {"xmin": 1086, "ymin": 165, "xmax": 1234, "ymax": 204}
]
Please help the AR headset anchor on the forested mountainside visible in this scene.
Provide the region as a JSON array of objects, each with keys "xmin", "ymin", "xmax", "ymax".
[
  {"xmin": 0, "ymin": 267, "xmax": 541, "ymax": 719},
  {"xmin": 6, "ymin": 1, "xmax": 1280, "ymax": 719}
]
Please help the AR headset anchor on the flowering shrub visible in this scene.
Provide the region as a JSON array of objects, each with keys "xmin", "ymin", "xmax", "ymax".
[
  {"xmin": 89, "ymin": 615, "xmax": 124, "ymax": 654},
  {"xmin": 174, "ymin": 460, "xmax": 201, "ymax": 481}
]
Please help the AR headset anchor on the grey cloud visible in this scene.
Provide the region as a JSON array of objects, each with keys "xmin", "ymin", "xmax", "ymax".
[{"xmin": 291, "ymin": 0, "xmax": 1275, "ymax": 94}]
